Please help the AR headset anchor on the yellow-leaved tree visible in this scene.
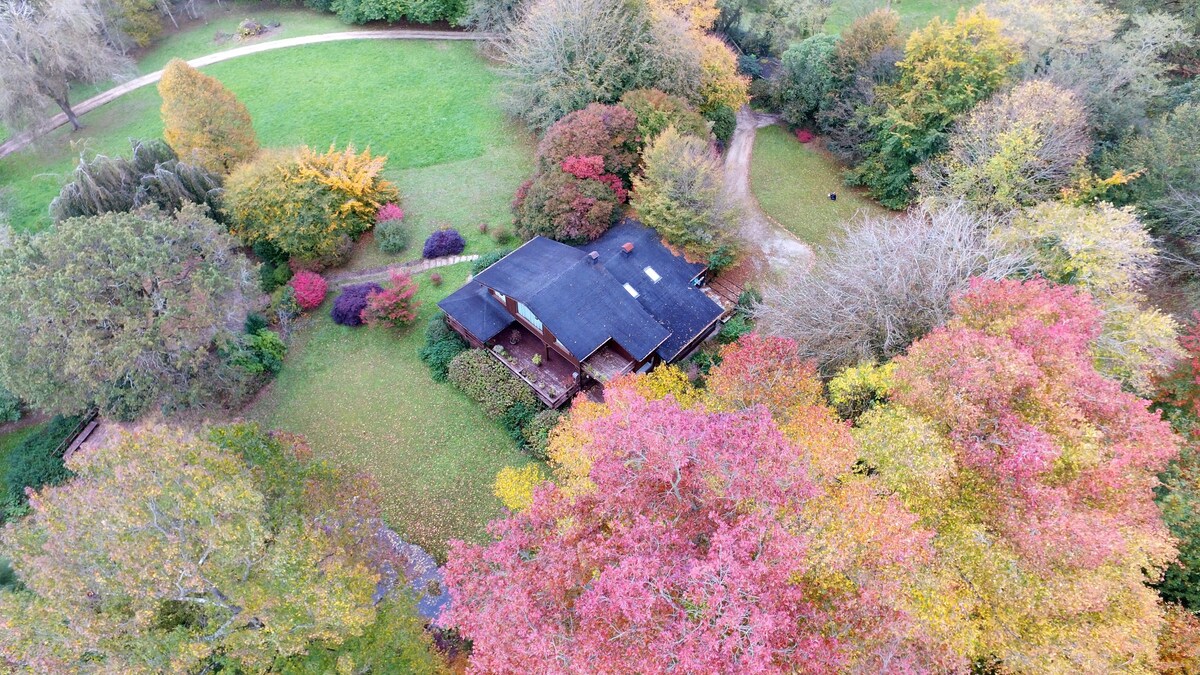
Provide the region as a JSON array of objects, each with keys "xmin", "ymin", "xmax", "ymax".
[
  {"xmin": 697, "ymin": 34, "xmax": 749, "ymax": 113},
  {"xmin": 224, "ymin": 144, "xmax": 400, "ymax": 267},
  {"xmin": 159, "ymin": 58, "xmax": 259, "ymax": 174}
]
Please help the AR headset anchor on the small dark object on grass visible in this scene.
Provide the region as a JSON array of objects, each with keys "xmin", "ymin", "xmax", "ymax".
[
  {"xmin": 796, "ymin": 129, "xmax": 815, "ymax": 143},
  {"xmin": 829, "ymin": 193, "xmax": 837, "ymax": 201},
  {"xmin": 430, "ymin": 272, "xmax": 443, "ymax": 286},
  {"xmin": 478, "ymin": 222, "xmax": 489, "ymax": 233},
  {"xmin": 331, "ymin": 283, "xmax": 383, "ymax": 327},
  {"xmin": 423, "ymin": 229, "xmax": 466, "ymax": 259}
]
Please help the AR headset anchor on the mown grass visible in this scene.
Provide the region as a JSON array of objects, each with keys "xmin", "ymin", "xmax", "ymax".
[
  {"xmin": 825, "ymin": 0, "xmax": 967, "ymax": 35},
  {"xmin": 250, "ymin": 264, "xmax": 534, "ymax": 561},
  {"xmin": 750, "ymin": 124, "xmax": 885, "ymax": 245},
  {"xmin": 0, "ymin": 39, "xmax": 530, "ymax": 234}
]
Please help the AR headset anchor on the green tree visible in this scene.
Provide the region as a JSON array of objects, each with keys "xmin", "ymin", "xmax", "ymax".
[
  {"xmin": 618, "ymin": 88, "xmax": 710, "ymax": 146},
  {"xmin": 1115, "ymin": 102, "xmax": 1200, "ymax": 248},
  {"xmin": 0, "ymin": 204, "xmax": 256, "ymax": 419},
  {"xmin": 631, "ymin": 125, "xmax": 737, "ymax": 259},
  {"xmin": 849, "ymin": 8, "xmax": 1021, "ymax": 209},
  {"xmin": 773, "ymin": 33, "xmax": 837, "ymax": 126},
  {"xmin": 159, "ymin": 58, "xmax": 259, "ymax": 174},
  {"xmin": 0, "ymin": 424, "xmax": 448, "ymax": 672}
]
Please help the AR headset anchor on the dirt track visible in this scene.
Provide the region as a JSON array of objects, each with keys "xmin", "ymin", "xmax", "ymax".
[{"xmin": 723, "ymin": 106, "xmax": 813, "ymax": 275}]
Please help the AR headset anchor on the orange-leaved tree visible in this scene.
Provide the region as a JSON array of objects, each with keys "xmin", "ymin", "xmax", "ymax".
[{"xmin": 159, "ymin": 58, "xmax": 259, "ymax": 174}]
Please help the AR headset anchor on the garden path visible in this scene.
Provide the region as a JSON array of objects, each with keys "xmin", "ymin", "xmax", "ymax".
[
  {"xmin": 0, "ymin": 29, "xmax": 496, "ymax": 159},
  {"xmin": 724, "ymin": 106, "xmax": 813, "ymax": 275},
  {"xmin": 328, "ymin": 253, "xmax": 479, "ymax": 287}
]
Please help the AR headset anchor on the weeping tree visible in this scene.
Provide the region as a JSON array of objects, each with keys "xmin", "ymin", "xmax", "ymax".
[
  {"xmin": 50, "ymin": 138, "xmax": 224, "ymax": 222},
  {"xmin": 0, "ymin": 0, "xmax": 129, "ymax": 132}
]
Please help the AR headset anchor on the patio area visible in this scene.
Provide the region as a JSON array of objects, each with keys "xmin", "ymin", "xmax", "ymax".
[{"xmin": 488, "ymin": 323, "xmax": 580, "ymax": 407}]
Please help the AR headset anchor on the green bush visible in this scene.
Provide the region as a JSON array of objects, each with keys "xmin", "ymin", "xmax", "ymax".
[
  {"xmin": 0, "ymin": 385, "xmax": 20, "ymax": 424},
  {"xmin": 376, "ymin": 218, "xmax": 411, "ymax": 254},
  {"xmin": 419, "ymin": 315, "xmax": 469, "ymax": 382},
  {"xmin": 471, "ymin": 248, "xmax": 515, "ymax": 275},
  {"xmin": 521, "ymin": 408, "xmax": 564, "ymax": 460},
  {"xmin": 717, "ymin": 314, "xmax": 752, "ymax": 344},
  {"xmin": 230, "ymin": 329, "xmax": 287, "ymax": 376},
  {"xmin": 704, "ymin": 104, "xmax": 737, "ymax": 146},
  {"xmin": 5, "ymin": 415, "xmax": 81, "ymax": 512},
  {"xmin": 500, "ymin": 402, "xmax": 539, "ymax": 447},
  {"xmin": 447, "ymin": 349, "xmax": 539, "ymax": 418}
]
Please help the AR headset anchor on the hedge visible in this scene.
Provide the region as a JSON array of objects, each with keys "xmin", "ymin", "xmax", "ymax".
[
  {"xmin": 419, "ymin": 315, "xmax": 469, "ymax": 382},
  {"xmin": 447, "ymin": 349, "xmax": 540, "ymax": 418}
]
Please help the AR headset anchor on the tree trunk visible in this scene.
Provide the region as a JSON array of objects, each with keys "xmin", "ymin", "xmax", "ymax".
[{"xmin": 55, "ymin": 96, "xmax": 82, "ymax": 131}]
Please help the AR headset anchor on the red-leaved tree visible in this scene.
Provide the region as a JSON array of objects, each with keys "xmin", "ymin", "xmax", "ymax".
[
  {"xmin": 362, "ymin": 271, "xmax": 420, "ymax": 329},
  {"xmin": 442, "ymin": 382, "xmax": 952, "ymax": 673}
]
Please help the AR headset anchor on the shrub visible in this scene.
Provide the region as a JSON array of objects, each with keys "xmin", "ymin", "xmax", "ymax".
[
  {"xmin": 422, "ymin": 229, "xmax": 466, "ymax": 259},
  {"xmin": 289, "ymin": 271, "xmax": 329, "ymax": 312},
  {"xmin": 362, "ymin": 271, "xmax": 421, "ymax": 329},
  {"xmin": 225, "ymin": 145, "xmax": 400, "ymax": 266},
  {"xmin": 430, "ymin": 272, "xmax": 443, "ymax": 286},
  {"xmin": 259, "ymin": 259, "xmax": 293, "ymax": 293},
  {"xmin": 618, "ymin": 89, "xmax": 710, "ymax": 146},
  {"xmin": 331, "ymin": 283, "xmax": 383, "ymax": 327},
  {"xmin": 325, "ymin": 0, "xmax": 467, "ymax": 26},
  {"xmin": 158, "ymin": 59, "xmax": 258, "ymax": 174},
  {"xmin": 0, "ymin": 385, "xmax": 20, "ymax": 424},
  {"xmin": 447, "ymin": 349, "xmax": 539, "ymax": 418},
  {"xmin": 514, "ymin": 167, "xmax": 622, "ymax": 243},
  {"xmin": 230, "ymin": 329, "xmax": 287, "ymax": 375},
  {"xmin": 704, "ymin": 104, "xmax": 737, "ymax": 145},
  {"xmin": 521, "ymin": 408, "xmax": 564, "ymax": 460},
  {"xmin": 717, "ymin": 314, "xmax": 752, "ymax": 344},
  {"xmin": 795, "ymin": 129, "xmax": 814, "ymax": 143},
  {"xmin": 244, "ymin": 313, "xmax": 269, "ymax": 335},
  {"xmin": 737, "ymin": 54, "xmax": 762, "ymax": 78},
  {"xmin": 50, "ymin": 139, "xmax": 224, "ymax": 223},
  {"xmin": 377, "ymin": 202, "xmax": 404, "ymax": 223},
  {"xmin": 376, "ymin": 218, "xmax": 411, "ymax": 254},
  {"xmin": 500, "ymin": 401, "xmax": 539, "ymax": 446},
  {"xmin": 536, "ymin": 104, "xmax": 640, "ymax": 181},
  {"xmin": 492, "ymin": 227, "xmax": 514, "ymax": 245},
  {"xmin": 419, "ymin": 314, "xmax": 469, "ymax": 382},
  {"xmin": 632, "ymin": 126, "xmax": 736, "ymax": 259},
  {"xmin": 270, "ymin": 285, "xmax": 301, "ymax": 323},
  {"xmin": 471, "ymin": 248, "xmax": 514, "ymax": 275},
  {"xmin": 4, "ymin": 415, "xmax": 81, "ymax": 511}
]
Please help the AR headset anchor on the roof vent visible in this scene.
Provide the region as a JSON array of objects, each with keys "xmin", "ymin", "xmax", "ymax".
[
  {"xmin": 588, "ymin": 251, "xmax": 599, "ymax": 264},
  {"xmin": 622, "ymin": 242, "xmax": 634, "ymax": 254}
]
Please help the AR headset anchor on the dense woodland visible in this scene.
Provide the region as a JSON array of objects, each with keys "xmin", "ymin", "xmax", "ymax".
[{"xmin": 0, "ymin": 0, "xmax": 1199, "ymax": 672}]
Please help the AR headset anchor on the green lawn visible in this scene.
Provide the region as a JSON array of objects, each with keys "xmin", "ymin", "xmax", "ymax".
[
  {"xmin": 750, "ymin": 124, "xmax": 885, "ymax": 245},
  {"xmin": 250, "ymin": 264, "xmax": 534, "ymax": 560},
  {"xmin": 826, "ymin": 0, "xmax": 967, "ymax": 34},
  {"xmin": 0, "ymin": 39, "xmax": 532, "ymax": 235}
]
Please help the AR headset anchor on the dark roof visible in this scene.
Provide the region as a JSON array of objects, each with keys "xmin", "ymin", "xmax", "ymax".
[
  {"xmin": 588, "ymin": 220, "xmax": 722, "ymax": 361},
  {"xmin": 439, "ymin": 220, "xmax": 723, "ymax": 363},
  {"xmin": 438, "ymin": 281, "xmax": 512, "ymax": 344}
]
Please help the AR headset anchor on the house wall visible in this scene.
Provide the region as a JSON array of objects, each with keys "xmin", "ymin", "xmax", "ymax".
[{"xmin": 488, "ymin": 288, "xmax": 582, "ymax": 370}]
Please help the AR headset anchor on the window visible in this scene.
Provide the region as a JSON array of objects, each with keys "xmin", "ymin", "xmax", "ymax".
[
  {"xmin": 516, "ymin": 301, "xmax": 543, "ymax": 330},
  {"xmin": 623, "ymin": 283, "xmax": 639, "ymax": 298},
  {"xmin": 491, "ymin": 289, "xmax": 506, "ymax": 303},
  {"xmin": 643, "ymin": 266, "xmax": 661, "ymax": 283}
]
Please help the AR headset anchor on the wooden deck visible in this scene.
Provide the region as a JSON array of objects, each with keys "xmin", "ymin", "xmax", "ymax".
[{"xmin": 488, "ymin": 323, "xmax": 579, "ymax": 408}]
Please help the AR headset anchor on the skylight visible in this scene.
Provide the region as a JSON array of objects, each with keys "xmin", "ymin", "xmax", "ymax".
[
  {"xmin": 623, "ymin": 283, "xmax": 639, "ymax": 298},
  {"xmin": 643, "ymin": 266, "xmax": 662, "ymax": 283}
]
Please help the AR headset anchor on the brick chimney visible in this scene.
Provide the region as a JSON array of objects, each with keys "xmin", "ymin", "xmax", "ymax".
[
  {"xmin": 622, "ymin": 242, "xmax": 634, "ymax": 254},
  {"xmin": 587, "ymin": 251, "xmax": 599, "ymax": 264}
]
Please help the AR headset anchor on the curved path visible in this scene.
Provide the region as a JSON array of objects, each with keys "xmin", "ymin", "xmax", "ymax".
[
  {"xmin": 0, "ymin": 29, "xmax": 496, "ymax": 159},
  {"xmin": 723, "ymin": 106, "xmax": 813, "ymax": 274}
]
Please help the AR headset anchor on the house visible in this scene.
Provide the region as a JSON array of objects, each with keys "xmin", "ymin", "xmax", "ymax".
[{"xmin": 437, "ymin": 220, "xmax": 727, "ymax": 407}]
